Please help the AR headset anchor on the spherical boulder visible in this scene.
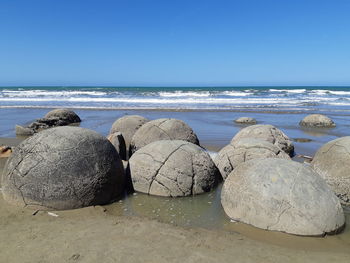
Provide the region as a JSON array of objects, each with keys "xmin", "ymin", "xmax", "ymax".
[
  {"xmin": 109, "ymin": 115, "xmax": 149, "ymax": 157},
  {"xmin": 130, "ymin": 118, "xmax": 200, "ymax": 154},
  {"xmin": 107, "ymin": 132, "xmax": 127, "ymax": 160},
  {"xmin": 214, "ymin": 139, "xmax": 290, "ymax": 180},
  {"xmin": 44, "ymin": 108, "xmax": 81, "ymax": 123},
  {"xmin": 231, "ymin": 124, "xmax": 294, "ymax": 156},
  {"xmin": 311, "ymin": 136, "xmax": 350, "ymax": 206},
  {"xmin": 1, "ymin": 126, "xmax": 125, "ymax": 210},
  {"xmin": 221, "ymin": 158, "xmax": 345, "ymax": 236},
  {"xmin": 129, "ymin": 140, "xmax": 219, "ymax": 197},
  {"xmin": 299, "ymin": 114, "xmax": 335, "ymax": 128},
  {"xmin": 234, "ymin": 117, "xmax": 257, "ymax": 125}
]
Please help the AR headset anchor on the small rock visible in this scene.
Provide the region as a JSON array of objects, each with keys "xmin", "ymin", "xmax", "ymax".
[
  {"xmin": 234, "ymin": 117, "xmax": 257, "ymax": 125},
  {"xmin": 299, "ymin": 114, "xmax": 335, "ymax": 128}
]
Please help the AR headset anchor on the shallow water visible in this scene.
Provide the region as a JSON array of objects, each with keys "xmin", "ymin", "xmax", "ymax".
[{"xmin": 106, "ymin": 184, "xmax": 350, "ymax": 252}]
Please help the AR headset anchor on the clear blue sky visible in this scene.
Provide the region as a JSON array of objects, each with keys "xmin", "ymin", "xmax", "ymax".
[{"xmin": 0, "ymin": 0, "xmax": 349, "ymax": 86}]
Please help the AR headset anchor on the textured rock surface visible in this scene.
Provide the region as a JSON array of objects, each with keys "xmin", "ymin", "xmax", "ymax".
[
  {"xmin": 215, "ymin": 139, "xmax": 290, "ymax": 180},
  {"xmin": 44, "ymin": 108, "xmax": 81, "ymax": 123},
  {"xmin": 299, "ymin": 114, "xmax": 335, "ymax": 128},
  {"xmin": 130, "ymin": 118, "xmax": 200, "ymax": 154},
  {"xmin": 107, "ymin": 132, "xmax": 127, "ymax": 160},
  {"xmin": 221, "ymin": 158, "xmax": 345, "ymax": 236},
  {"xmin": 2, "ymin": 126, "xmax": 125, "ymax": 210},
  {"xmin": 110, "ymin": 115, "xmax": 149, "ymax": 157},
  {"xmin": 231, "ymin": 124, "xmax": 294, "ymax": 156},
  {"xmin": 311, "ymin": 136, "xmax": 350, "ymax": 206},
  {"xmin": 234, "ymin": 117, "xmax": 257, "ymax": 125},
  {"xmin": 129, "ymin": 140, "xmax": 219, "ymax": 197},
  {"xmin": 15, "ymin": 109, "xmax": 81, "ymax": 136}
]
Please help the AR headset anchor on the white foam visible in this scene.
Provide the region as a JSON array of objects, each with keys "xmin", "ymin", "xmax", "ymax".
[
  {"xmin": 159, "ymin": 91, "xmax": 210, "ymax": 97},
  {"xmin": 269, "ymin": 89, "xmax": 306, "ymax": 93},
  {"xmin": 1, "ymin": 89, "xmax": 107, "ymax": 97},
  {"xmin": 219, "ymin": 91, "xmax": 253, "ymax": 96}
]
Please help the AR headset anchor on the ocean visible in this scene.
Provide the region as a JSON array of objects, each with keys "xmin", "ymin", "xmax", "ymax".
[{"xmin": 1, "ymin": 86, "xmax": 350, "ymax": 112}]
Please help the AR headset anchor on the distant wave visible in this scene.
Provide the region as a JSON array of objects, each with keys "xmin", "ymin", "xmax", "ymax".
[
  {"xmin": 269, "ymin": 89, "xmax": 306, "ymax": 93},
  {"xmin": 159, "ymin": 91, "xmax": 210, "ymax": 97},
  {"xmin": 1, "ymin": 87, "xmax": 350, "ymax": 110}
]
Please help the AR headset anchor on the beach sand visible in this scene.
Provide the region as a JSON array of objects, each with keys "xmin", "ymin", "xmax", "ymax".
[
  {"xmin": 0, "ymin": 195, "xmax": 349, "ymax": 263},
  {"xmin": 1, "ymin": 108, "xmax": 350, "ymax": 262}
]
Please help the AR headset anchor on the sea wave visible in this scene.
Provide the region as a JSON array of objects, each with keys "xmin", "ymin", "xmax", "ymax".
[
  {"xmin": 158, "ymin": 91, "xmax": 210, "ymax": 97},
  {"xmin": 269, "ymin": 89, "xmax": 306, "ymax": 93},
  {"xmin": 0, "ymin": 89, "xmax": 107, "ymax": 97}
]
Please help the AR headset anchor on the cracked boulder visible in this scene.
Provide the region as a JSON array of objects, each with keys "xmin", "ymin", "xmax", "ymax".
[
  {"xmin": 109, "ymin": 115, "xmax": 149, "ymax": 158},
  {"xmin": 129, "ymin": 140, "xmax": 219, "ymax": 197},
  {"xmin": 311, "ymin": 136, "xmax": 350, "ymax": 206},
  {"xmin": 130, "ymin": 118, "xmax": 200, "ymax": 155},
  {"xmin": 299, "ymin": 114, "xmax": 335, "ymax": 128},
  {"xmin": 234, "ymin": 117, "xmax": 257, "ymax": 125},
  {"xmin": 107, "ymin": 132, "xmax": 127, "ymax": 160},
  {"xmin": 214, "ymin": 139, "xmax": 290, "ymax": 180},
  {"xmin": 231, "ymin": 124, "xmax": 294, "ymax": 156},
  {"xmin": 15, "ymin": 108, "xmax": 81, "ymax": 136},
  {"xmin": 221, "ymin": 158, "xmax": 345, "ymax": 236},
  {"xmin": 1, "ymin": 126, "xmax": 125, "ymax": 210}
]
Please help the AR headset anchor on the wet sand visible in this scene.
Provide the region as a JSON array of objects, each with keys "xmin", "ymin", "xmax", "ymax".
[
  {"xmin": 1, "ymin": 108, "xmax": 350, "ymax": 262},
  {"xmin": 0, "ymin": 196, "xmax": 349, "ymax": 263}
]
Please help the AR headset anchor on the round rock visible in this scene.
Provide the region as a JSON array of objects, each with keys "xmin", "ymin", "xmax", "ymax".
[
  {"xmin": 234, "ymin": 117, "xmax": 257, "ymax": 125},
  {"xmin": 221, "ymin": 158, "xmax": 345, "ymax": 236},
  {"xmin": 231, "ymin": 124, "xmax": 294, "ymax": 156},
  {"xmin": 110, "ymin": 115, "xmax": 149, "ymax": 157},
  {"xmin": 299, "ymin": 114, "xmax": 335, "ymax": 128},
  {"xmin": 107, "ymin": 132, "xmax": 127, "ymax": 160},
  {"xmin": 1, "ymin": 126, "xmax": 125, "ymax": 210},
  {"xmin": 311, "ymin": 136, "xmax": 350, "ymax": 206},
  {"xmin": 130, "ymin": 118, "xmax": 200, "ymax": 154},
  {"xmin": 44, "ymin": 108, "xmax": 81, "ymax": 123},
  {"xmin": 214, "ymin": 139, "xmax": 290, "ymax": 180},
  {"xmin": 129, "ymin": 140, "xmax": 219, "ymax": 197}
]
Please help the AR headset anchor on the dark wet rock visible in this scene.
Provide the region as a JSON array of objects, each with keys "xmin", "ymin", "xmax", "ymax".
[
  {"xmin": 234, "ymin": 117, "xmax": 257, "ymax": 125},
  {"xmin": 221, "ymin": 158, "xmax": 345, "ymax": 236},
  {"xmin": 0, "ymin": 146, "xmax": 12, "ymax": 158},
  {"xmin": 311, "ymin": 136, "xmax": 350, "ymax": 206},
  {"xmin": 214, "ymin": 139, "xmax": 290, "ymax": 180},
  {"xmin": 110, "ymin": 115, "xmax": 149, "ymax": 158},
  {"xmin": 130, "ymin": 118, "xmax": 200, "ymax": 155},
  {"xmin": 231, "ymin": 124, "xmax": 294, "ymax": 156},
  {"xmin": 107, "ymin": 132, "xmax": 127, "ymax": 160},
  {"xmin": 299, "ymin": 114, "xmax": 335, "ymax": 128},
  {"xmin": 2, "ymin": 126, "xmax": 125, "ymax": 210},
  {"xmin": 129, "ymin": 140, "xmax": 219, "ymax": 197},
  {"xmin": 15, "ymin": 109, "xmax": 81, "ymax": 136},
  {"xmin": 44, "ymin": 108, "xmax": 81, "ymax": 123}
]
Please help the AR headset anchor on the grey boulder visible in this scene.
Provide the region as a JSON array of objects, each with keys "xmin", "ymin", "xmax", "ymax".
[
  {"xmin": 130, "ymin": 118, "xmax": 200, "ymax": 154},
  {"xmin": 221, "ymin": 158, "xmax": 345, "ymax": 236},
  {"xmin": 234, "ymin": 117, "xmax": 257, "ymax": 125},
  {"xmin": 15, "ymin": 108, "xmax": 81, "ymax": 136},
  {"xmin": 299, "ymin": 114, "xmax": 335, "ymax": 128},
  {"xmin": 44, "ymin": 108, "xmax": 81, "ymax": 123},
  {"xmin": 231, "ymin": 124, "xmax": 294, "ymax": 156},
  {"xmin": 311, "ymin": 136, "xmax": 350, "ymax": 205},
  {"xmin": 109, "ymin": 115, "xmax": 149, "ymax": 157},
  {"xmin": 2, "ymin": 126, "xmax": 125, "ymax": 210},
  {"xmin": 129, "ymin": 140, "xmax": 219, "ymax": 197},
  {"xmin": 214, "ymin": 139, "xmax": 290, "ymax": 180},
  {"xmin": 107, "ymin": 132, "xmax": 127, "ymax": 160}
]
